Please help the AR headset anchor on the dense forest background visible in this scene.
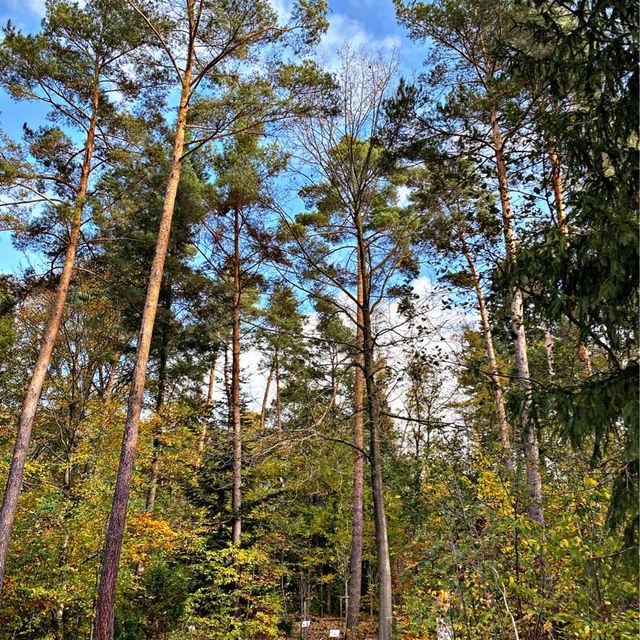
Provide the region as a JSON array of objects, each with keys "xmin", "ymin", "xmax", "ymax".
[{"xmin": 0, "ymin": 0, "xmax": 637, "ymax": 639}]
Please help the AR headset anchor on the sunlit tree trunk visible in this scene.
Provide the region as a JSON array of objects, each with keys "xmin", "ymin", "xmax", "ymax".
[
  {"xmin": 0, "ymin": 75, "xmax": 100, "ymax": 595},
  {"xmin": 94, "ymin": 56, "xmax": 193, "ymax": 638}
]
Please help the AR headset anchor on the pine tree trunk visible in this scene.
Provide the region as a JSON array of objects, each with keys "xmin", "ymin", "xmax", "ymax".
[
  {"xmin": 259, "ymin": 360, "xmax": 274, "ymax": 432},
  {"xmin": 347, "ymin": 269, "xmax": 365, "ymax": 636},
  {"xmin": 491, "ymin": 110, "xmax": 545, "ymax": 528},
  {"xmin": 549, "ymin": 149, "xmax": 592, "ymax": 375},
  {"xmin": 457, "ymin": 223, "xmax": 513, "ymax": 472},
  {"xmin": 549, "ymin": 149, "xmax": 569, "ymax": 240},
  {"xmin": 355, "ymin": 216, "xmax": 392, "ymax": 640},
  {"xmin": 231, "ymin": 205, "xmax": 242, "ymax": 546},
  {"xmin": 0, "ymin": 77, "xmax": 100, "ymax": 595},
  {"xmin": 93, "ymin": 62, "xmax": 192, "ymax": 639}
]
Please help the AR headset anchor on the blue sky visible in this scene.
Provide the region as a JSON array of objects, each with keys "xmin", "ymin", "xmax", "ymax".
[{"xmin": 0, "ymin": 0, "xmax": 426, "ymax": 274}]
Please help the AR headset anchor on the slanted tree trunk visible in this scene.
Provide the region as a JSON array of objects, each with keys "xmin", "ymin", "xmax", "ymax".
[
  {"xmin": 231, "ymin": 205, "xmax": 242, "ymax": 546},
  {"xmin": 259, "ymin": 360, "xmax": 275, "ymax": 432},
  {"xmin": 0, "ymin": 76, "xmax": 100, "ymax": 595},
  {"xmin": 457, "ymin": 222, "xmax": 513, "ymax": 472},
  {"xmin": 491, "ymin": 110, "xmax": 545, "ymax": 528},
  {"xmin": 94, "ymin": 58, "xmax": 193, "ymax": 639},
  {"xmin": 347, "ymin": 270, "xmax": 365, "ymax": 637},
  {"xmin": 355, "ymin": 215, "xmax": 392, "ymax": 640}
]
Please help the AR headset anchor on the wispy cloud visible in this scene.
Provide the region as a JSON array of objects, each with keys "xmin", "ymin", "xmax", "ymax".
[{"xmin": 318, "ymin": 12, "xmax": 401, "ymax": 68}]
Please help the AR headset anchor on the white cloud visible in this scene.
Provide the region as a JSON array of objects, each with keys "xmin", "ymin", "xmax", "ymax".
[
  {"xmin": 318, "ymin": 13, "xmax": 401, "ymax": 69},
  {"xmin": 396, "ymin": 185, "xmax": 412, "ymax": 208},
  {"xmin": 24, "ymin": 0, "xmax": 45, "ymax": 16},
  {"xmin": 269, "ymin": 0, "xmax": 294, "ymax": 21}
]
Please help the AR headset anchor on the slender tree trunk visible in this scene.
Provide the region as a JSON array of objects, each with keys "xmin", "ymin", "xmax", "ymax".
[
  {"xmin": 543, "ymin": 326, "xmax": 555, "ymax": 378},
  {"xmin": 549, "ymin": 149, "xmax": 592, "ymax": 375},
  {"xmin": 207, "ymin": 352, "xmax": 217, "ymax": 405},
  {"xmin": 104, "ymin": 352, "xmax": 120, "ymax": 405},
  {"xmin": 198, "ymin": 351, "xmax": 217, "ymax": 455},
  {"xmin": 457, "ymin": 223, "xmax": 513, "ymax": 472},
  {"xmin": 549, "ymin": 149, "xmax": 569, "ymax": 239},
  {"xmin": 0, "ymin": 77, "xmax": 100, "ymax": 594},
  {"xmin": 491, "ymin": 110, "xmax": 545, "ymax": 528},
  {"xmin": 274, "ymin": 345, "xmax": 282, "ymax": 434},
  {"xmin": 231, "ymin": 206, "xmax": 242, "ymax": 546},
  {"xmin": 355, "ymin": 217, "xmax": 392, "ymax": 640},
  {"xmin": 259, "ymin": 360, "xmax": 274, "ymax": 432},
  {"xmin": 224, "ymin": 344, "xmax": 231, "ymax": 410},
  {"xmin": 347, "ymin": 270, "xmax": 365, "ymax": 637},
  {"xmin": 93, "ymin": 61, "xmax": 193, "ymax": 639}
]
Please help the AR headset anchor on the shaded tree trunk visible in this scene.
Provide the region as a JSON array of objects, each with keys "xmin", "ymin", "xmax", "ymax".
[
  {"xmin": 347, "ymin": 269, "xmax": 365, "ymax": 636},
  {"xmin": 549, "ymin": 149, "xmax": 592, "ymax": 375},
  {"xmin": 145, "ymin": 281, "xmax": 172, "ymax": 514},
  {"xmin": 93, "ymin": 60, "xmax": 193, "ymax": 639},
  {"xmin": 491, "ymin": 110, "xmax": 545, "ymax": 528},
  {"xmin": 457, "ymin": 223, "xmax": 513, "ymax": 472},
  {"xmin": 0, "ymin": 76, "xmax": 100, "ymax": 595},
  {"xmin": 231, "ymin": 205, "xmax": 242, "ymax": 546}
]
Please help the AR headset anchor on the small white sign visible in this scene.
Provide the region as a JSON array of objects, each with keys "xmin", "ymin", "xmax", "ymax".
[
  {"xmin": 301, "ymin": 620, "xmax": 311, "ymax": 628},
  {"xmin": 329, "ymin": 631, "xmax": 341, "ymax": 638}
]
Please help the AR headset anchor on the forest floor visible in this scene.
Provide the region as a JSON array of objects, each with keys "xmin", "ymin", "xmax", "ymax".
[{"xmin": 290, "ymin": 616, "xmax": 378, "ymax": 639}]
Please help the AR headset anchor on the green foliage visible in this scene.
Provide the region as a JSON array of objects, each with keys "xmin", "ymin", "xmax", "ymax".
[{"xmin": 0, "ymin": 1, "xmax": 636, "ymax": 638}]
